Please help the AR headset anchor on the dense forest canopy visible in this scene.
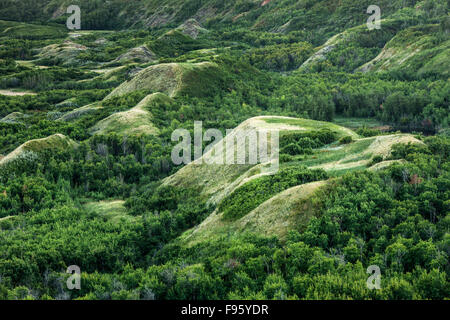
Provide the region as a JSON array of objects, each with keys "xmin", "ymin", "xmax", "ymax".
[{"xmin": 0, "ymin": 0, "xmax": 448, "ymax": 300}]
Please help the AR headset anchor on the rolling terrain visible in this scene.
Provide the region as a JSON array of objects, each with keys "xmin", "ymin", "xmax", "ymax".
[{"xmin": 0, "ymin": 0, "xmax": 448, "ymax": 300}]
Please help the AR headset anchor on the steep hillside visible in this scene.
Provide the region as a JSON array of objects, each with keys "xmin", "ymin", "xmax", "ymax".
[
  {"xmin": 0, "ymin": 134, "xmax": 77, "ymax": 166},
  {"xmin": 0, "ymin": 0, "xmax": 448, "ymax": 302},
  {"xmin": 147, "ymin": 29, "xmax": 210, "ymax": 57},
  {"xmin": 57, "ymin": 103, "xmax": 103, "ymax": 122},
  {"xmin": 177, "ymin": 18, "xmax": 209, "ymax": 39},
  {"xmin": 299, "ymin": 19, "xmax": 415, "ymax": 73},
  {"xmin": 176, "ymin": 128, "xmax": 424, "ymax": 246},
  {"xmin": 0, "ymin": 112, "xmax": 28, "ymax": 124},
  {"xmin": 89, "ymin": 93, "xmax": 171, "ymax": 137},
  {"xmin": 113, "ymin": 45, "xmax": 157, "ymax": 64},
  {"xmin": 358, "ymin": 24, "xmax": 450, "ymax": 78},
  {"xmin": 164, "ymin": 116, "xmax": 424, "ymax": 247},
  {"xmin": 163, "ymin": 116, "xmax": 424, "ymax": 209},
  {"xmin": 83, "ymin": 200, "xmax": 138, "ymax": 224},
  {"xmin": 0, "ymin": 19, "xmax": 67, "ymax": 39}
]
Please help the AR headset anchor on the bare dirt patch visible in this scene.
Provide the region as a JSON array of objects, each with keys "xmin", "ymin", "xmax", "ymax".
[{"xmin": 0, "ymin": 90, "xmax": 36, "ymax": 96}]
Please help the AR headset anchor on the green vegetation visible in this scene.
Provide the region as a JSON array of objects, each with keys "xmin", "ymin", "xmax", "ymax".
[
  {"xmin": 0, "ymin": 134, "xmax": 76, "ymax": 167},
  {"xmin": 359, "ymin": 24, "xmax": 450, "ymax": 79},
  {"xmin": 89, "ymin": 93, "xmax": 165, "ymax": 137},
  {"xmin": 245, "ymin": 42, "xmax": 314, "ymax": 72},
  {"xmin": 339, "ymin": 136, "xmax": 353, "ymax": 144},
  {"xmin": 0, "ymin": 20, "xmax": 67, "ymax": 40},
  {"xmin": 182, "ymin": 181, "xmax": 328, "ymax": 245},
  {"xmin": 148, "ymin": 30, "xmax": 210, "ymax": 58},
  {"xmin": 219, "ymin": 166, "xmax": 328, "ymax": 221},
  {"xmin": 299, "ymin": 18, "xmax": 414, "ymax": 73}
]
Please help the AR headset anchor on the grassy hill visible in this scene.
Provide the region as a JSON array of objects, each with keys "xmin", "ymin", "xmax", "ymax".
[
  {"xmin": 172, "ymin": 130, "xmax": 424, "ymax": 248},
  {"xmin": 0, "ymin": 1, "xmax": 436, "ymax": 41},
  {"xmin": 163, "ymin": 116, "xmax": 424, "ymax": 248},
  {"xmin": 292, "ymin": 134, "xmax": 423, "ymax": 174},
  {"xmin": 0, "ymin": 112, "xmax": 28, "ymax": 124},
  {"xmin": 83, "ymin": 199, "xmax": 138, "ymax": 224},
  {"xmin": 162, "ymin": 116, "xmax": 350, "ymax": 204},
  {"xmin": 0, "ymin": 134, "xmax": 77, "ymax": 165},
  {"xmin": 358, "ymin": 24, "xmax": 450, "ymax": 78},
  {"xmin": 299, "ymin": 18, "xmax": 416, "ymax": 73},
  {"xmin": 0, "ymin": 20, "xmax": 67, "ymax": 39},
  {"xmin": 89, "ymin": 93, "xmax": 171, "ymax": 137},
  {"xmin": 36, "ymin": 40, "xmax": 89, "ymax": 67},
  {"xmin": 0, "ymin": 0, "xmax": 448, "ymax": 301}
]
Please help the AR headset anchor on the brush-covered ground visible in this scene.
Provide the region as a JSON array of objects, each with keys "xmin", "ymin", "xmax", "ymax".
[{"xmin": 0, "ymin": 0, "xmax": 448, "ymax": 300}]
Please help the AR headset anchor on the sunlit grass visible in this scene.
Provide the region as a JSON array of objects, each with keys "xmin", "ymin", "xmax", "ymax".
[{"xmin": 83, "ymin": 200, "xmax": 137, "ymax": 223}]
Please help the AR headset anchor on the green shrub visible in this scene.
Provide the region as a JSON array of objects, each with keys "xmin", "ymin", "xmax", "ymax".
[
  {"xmin": 280, "ymin": 143, "xmax": 302, "ymax": 156},
  {"xmin": 339, "ymin": 136, "xmax": 353, "ymax": 144},
  {"xmin": 369, "ymin": 155, "xmax": 384, "ymax": 166},
  {"xmin": 356, "ymin": 127, "xmax": 383, "ymax": 137}
]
